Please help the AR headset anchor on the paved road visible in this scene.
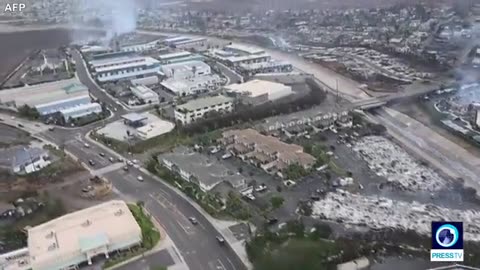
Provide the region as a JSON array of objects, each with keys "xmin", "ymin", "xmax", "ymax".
[
  {"xmin": 34, "ymin": 50, "xmax": 248, "ymax": 270},
  {"xmin": 71, "ymin": 49, "xmax": 125, "ymax": 115}
]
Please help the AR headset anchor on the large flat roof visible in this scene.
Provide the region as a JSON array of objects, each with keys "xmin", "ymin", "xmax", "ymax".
[
  {"xmin": 226, "ymin": 54, "xmax": 270, "ymax": 63},
  {"xmin": 225, "ymin": 79, "xmax": 290, "ymax": 98},
  {"xmin": 28, "ymin": 200, "xmax": 140, "ymax": 270},
  {"xmin": 158, "ymin": 51, "xmax": 192, "ymax": 60},
  {"xmin": 160, "ymin": 74, "xmax": 222, "ymax": 94},
  {"xmin": 225, "ymin": 44, "xmax": 265, "ymax": 55},
  {"xmin": 0, "ymin": 78, "xmax": 89, "ymax": 107},
  {"xmin": 176, "ymin": 95, "xmax": 233, "ymax": 112},
  {"xmin": 95, "ymin": 57, "xmax": 160, "ymax": 73},
  {"xmin": 121, "ymin": 113, "xmax": 148, "ymax": 123}
]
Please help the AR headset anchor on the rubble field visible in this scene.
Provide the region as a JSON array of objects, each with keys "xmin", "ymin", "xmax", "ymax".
[
  {"xmin": 353, "ymin": 136, "xmax": 448, "ymax": 192},
  {"xmin": 312, "ymin": 191, "xmax": 480, "ymax": 242}
]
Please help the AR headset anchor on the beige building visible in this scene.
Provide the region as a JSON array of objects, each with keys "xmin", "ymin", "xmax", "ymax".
[
  {"xmin": 174, "ymin": 95, "xmax": 234, "ymax": 125},
  {"xmin": 221, "ymin": 129, "xmax": 316, "ymax": 175},
  {"xmin": 26, "ymin": 200, "xmax": 141, "ymax": 270}
]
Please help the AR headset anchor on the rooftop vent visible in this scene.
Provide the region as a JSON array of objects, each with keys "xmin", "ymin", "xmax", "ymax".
[
  {"xmin": 47, "ymin": 243, "xmax": 57, "ymax": 251},
  {"xmin": 82, "ymin": 219, "xmax": 91, "ymax": 227},
  {"xmin": 45, "ymin": 231, "xmax": 54, "ymax": 239}
]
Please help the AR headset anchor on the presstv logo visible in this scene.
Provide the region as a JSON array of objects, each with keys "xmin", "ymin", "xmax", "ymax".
[{"xmin": 431, "ymin": 222, "xmax": 463, "ymax": 262}]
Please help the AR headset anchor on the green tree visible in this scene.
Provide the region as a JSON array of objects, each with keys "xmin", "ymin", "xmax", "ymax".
[{"xmin": 270, "ymin": 196, "xmax": 285, "ymax": 210}]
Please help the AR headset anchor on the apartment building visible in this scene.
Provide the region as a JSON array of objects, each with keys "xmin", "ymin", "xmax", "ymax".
[
  {"xmin": 221, "ymin": 129, "xmax": 316, "ymax": 175},
  {"xmin": 174, "ymin": 95, "xmax": 234, "ymax": 125}
]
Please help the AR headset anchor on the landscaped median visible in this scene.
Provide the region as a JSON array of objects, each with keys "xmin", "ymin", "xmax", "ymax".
[{"xmin": 102, "ymin": 202, "xmax": 161, "ymax": 269}]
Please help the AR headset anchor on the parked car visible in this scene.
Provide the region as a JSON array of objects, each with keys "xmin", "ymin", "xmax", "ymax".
[
  {"xmin": 137, "ymin": 176, "xmax": 144, "ymax": 182},
  {"xmin": 99, "ymin": 152, "xmax": 105, "ymax": 157},
  {"xmin": 17, "ymin": 124, "xmax": 24, "ymax": 128},
  {"xmin": 123, "ymin": 166, "xmax": 129, "ymax": 171},
  {"xmin": 254, "ymin": 184, "xmax": 267, "ymax": 192},
  {"xmin": 84, "ymin": 143, "xmax": 90, "ymax": 148},
  {"xmin": 88, "ymin": 160, "xmax": 96, "ymax": 166},
  {"xmin": 221, "ymin": 153, "xmax": 232, "ymax": 159},
  {"xmin": 216, "ymin": 236, "xmax": 225, "ymax": 244},
  {"xmin": 109, "ymin": 157, "xmax": 115, "ymax": 163}
]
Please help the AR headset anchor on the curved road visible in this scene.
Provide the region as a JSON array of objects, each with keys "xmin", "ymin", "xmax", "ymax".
[{"xmin": 37, "ymin": 49, "xmax": 247, "ymax": 270}]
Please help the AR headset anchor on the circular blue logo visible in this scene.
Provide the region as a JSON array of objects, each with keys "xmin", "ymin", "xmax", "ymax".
[{"xmin": 435, "ymin": 224, "xmax": 459, "ymax": 248}]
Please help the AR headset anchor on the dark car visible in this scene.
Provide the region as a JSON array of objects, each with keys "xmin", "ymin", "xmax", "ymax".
[
  {"xmin": 17, "ymin": 124, "xmax": 24, "ymax": 128},
  {"xmin": 267, "ymin": 217, "xmax": 278, "ymax": 225},
  {"xmin": 88, "ymin": 160, "xmax": 96, "ymax": 166},
  {"xmin": 188, "ymin": 217, "xmax": 198, "ymax": 225},
  {"xmin": 99, "ymin": 153, "xmax": 106, "ymax": 157}
]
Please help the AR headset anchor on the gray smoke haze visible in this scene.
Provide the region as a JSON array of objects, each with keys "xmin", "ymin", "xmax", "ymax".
[{"xmin": 69, "ymin": 0, "xmax": 138, "ymax": 45}]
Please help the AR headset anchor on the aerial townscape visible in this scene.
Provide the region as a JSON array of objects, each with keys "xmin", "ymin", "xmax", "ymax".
[{"xmin": 1, "ymin": 0, "xmax": 480, "ymax": 270}]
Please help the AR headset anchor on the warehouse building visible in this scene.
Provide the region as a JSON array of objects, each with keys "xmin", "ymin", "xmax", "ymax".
[
  {"xmin": 160, "ymin": 74, "xmax": 223, "ymax": 97},
  {"xmin": 225, "ymin": 79, "xmax": 292, "ymax": 105},
  {"xmin": 158, "ymin": 51, "xmax": 204, "ymax": 64},
  {"xmin": 225, "ymin": 54, "xmax": 271, "ymax": 67},
  {"xmin": 60, "ymin": 102, "xmax": 102, "ymax": 122},
  {"xmin": 238, "ymin": 61, "xmax": 293, "ymax": 77},
  {"xmin": 0, "ymin": 200, "xmax": 142, "ymax": 270},
  {"xmin": 224, "ymin": 44, "xmax": 265, "ymax": 55},
  {"xmin": 120, "ymin": 39, "xmax": 161, "ymax": 52},
  {"xmin": 161, "ymin": 60, "xmax": 211, "ymax": 80},
  {"xmin": 0, "ymin": 79, "xmax": 101, "ymax": 121},
  {"xmin": 89, "ymin": 56, "xmax": 162, "ymax": 83},
  {"xmin": 130, "ymin": 85, "xmax": 159, "ymax": 104},
  {"xmin": 160, "ymin": 146, "xmax": 246, "ymax": 192},
  {"xmin": 174, "ymin": 95, "xmax": 234, "ymax": 125},
  {"xmin": 163, "ymin": 36, "xmax": 207, "ymax": 49}
]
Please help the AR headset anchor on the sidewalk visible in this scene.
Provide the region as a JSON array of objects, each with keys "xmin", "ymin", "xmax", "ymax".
[{"xmin": 84, "ymin": 131, "xmax": 253, "ymax": 269}]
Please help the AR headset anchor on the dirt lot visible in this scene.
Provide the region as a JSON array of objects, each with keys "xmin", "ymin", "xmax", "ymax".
[{"xmin": 0, "ymin": 28, "xmax": 102, "ymax": 83}]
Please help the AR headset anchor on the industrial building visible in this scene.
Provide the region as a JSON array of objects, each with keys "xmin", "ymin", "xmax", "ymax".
[
  {"xmin": 238, "ymin": 61, "xmax": 293, "ymax": 77},
  {"xmin": 163, "ymin": 36, "xmax": 207, "ymax": 49},
  {"xmin": 120, "ymin": 39, "xmax": 161, "ymax": 52},
  {"xmin": 224, "ymin": 44, "xmax": 265, "ymax": 55},
  {"xmin": 160, "ymin": 60, "xmax": 211, "ymax": 80},
  {"xmin": 130, "ymin": 75, "xmax": 159, "ymax": 86},
  {"xmin": 225, "ymin": 79, "xmax": 292, "ymax": 105},
  {"xmin": 0, "ymin": 200, "xmax": 142, "ymax": 270},
  {"xmin": 89, "ymin": 56, "xmax": 162, "ymax": 83},
  {"xmin": 221, "ymin": 129, "xmax": 316, "ymax": 175},
  {"xmin": 157, "ymin": 51, "xmax": 204, "ymax": 64},
  {"xmin": 160, "ymin": 74, "xmax": 223, "ymax": 97},
  {"xmin": 174, "ymin": 95, "xmax": 234, "ymax": 124},
  {"xmin": 0, "ymin": 78, "xmax": 101, "ymax": 122},
  {"xmin": 60, "ymin": 102, "xmax": 102, "ymax": 122},
  {"xmin": 225, "ymin": 54, "xmax": 271, "ymax": 67},
  {"xmin": 130, "ymin": 85, "xmax": 159, "ymax": 104},
  {"xmin": 160, "ymin": 146, "xmax": 246, "ymax": 192}
]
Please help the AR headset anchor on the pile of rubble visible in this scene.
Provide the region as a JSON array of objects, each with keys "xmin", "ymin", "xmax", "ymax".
[
  {"xmin": 353, "ymin": 136, "xmax": 447, "ymax": 192},
  {"xmin": 312, "ymin": 191, "xmax": 480, "ymax": 242}
]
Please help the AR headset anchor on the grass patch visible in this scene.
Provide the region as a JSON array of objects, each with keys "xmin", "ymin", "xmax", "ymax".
[{"xmin": 102, "ymin": 203, "xmax": 160, "ymax": 269}]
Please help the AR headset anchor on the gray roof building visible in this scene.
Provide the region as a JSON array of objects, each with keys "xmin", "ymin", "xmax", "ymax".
[{"xmin": 159, "ymin": 146, "xmax": 246, "ymax": 192}]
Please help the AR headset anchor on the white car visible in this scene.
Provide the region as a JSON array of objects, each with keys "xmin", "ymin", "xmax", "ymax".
[
  {"xmin": 254, "ymin": 184, "xmax": 267, "ymax": 192},
  {"xmin": 221, "ymin": 153, "xmax": 232, "ymax": 159},
  {"xmin": 84, "ymin": 143, "xmax": 90, "ymax": 148},
  {"xmin": 137, "ymin": 176, "xmax": 144, "ymax": 182}
]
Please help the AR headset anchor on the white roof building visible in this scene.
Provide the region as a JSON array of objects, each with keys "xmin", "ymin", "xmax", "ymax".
[
  {"xmin": 136, "ymin": 119, "xmax": 175, "ymax": 140},
  {"xmin": 225, "ymin": 44, "xmax": 265, "ymax": 55},
  {"xmin": 160, "ymin": 60, "xmax": 211, "ymax": 80},
  {"xmin": 161, "ymin": 74, "xmax": 222, "ymax": 96},
  {"xmin": 27, "ymin": 200, "xmax": 141, "ymax": 270},
  {"xmin": 225, "ymin": 79, "xmax": 292, "ymax": 101},
  {"xmin": 130, "ymin": 85, "xmax": 159, "ymax": 104},
  {"xmin": 0, "ymin": 78, "xmax": 88, "ymax": 108}
]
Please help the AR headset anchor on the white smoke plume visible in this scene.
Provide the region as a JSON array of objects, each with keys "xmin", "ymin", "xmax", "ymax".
[{"xmin": 68, "ymin": 0, "xmax": 138, "ymax": 45}]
